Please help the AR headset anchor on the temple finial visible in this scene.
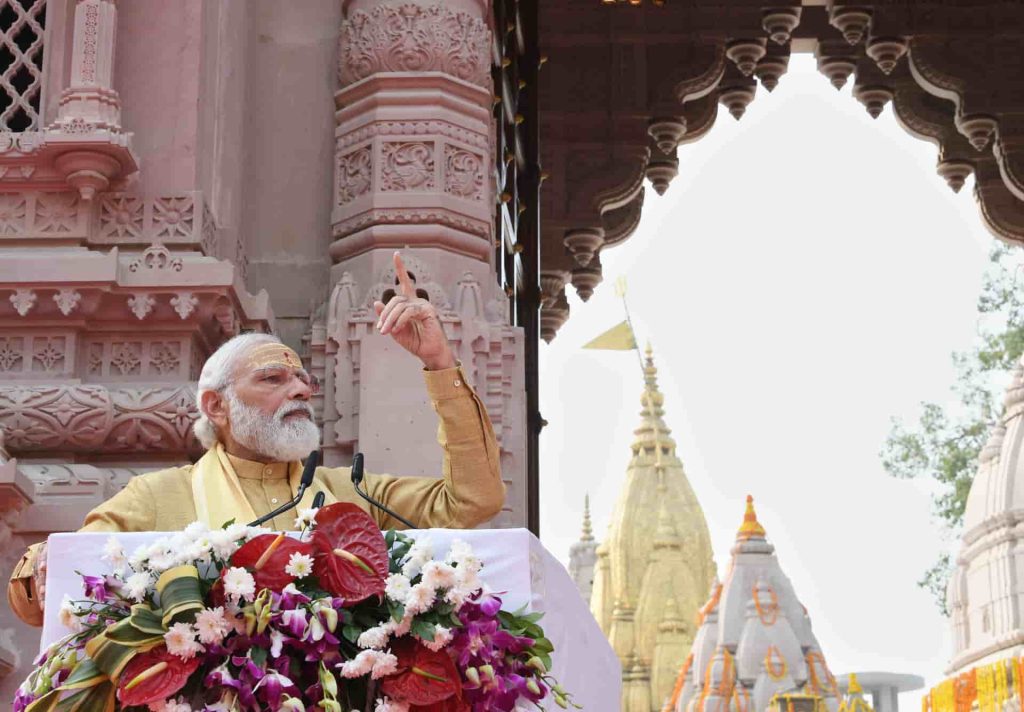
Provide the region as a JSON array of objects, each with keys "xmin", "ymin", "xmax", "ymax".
[{"xmin": 736, "ymin": 494, "xmax": 767, "ymax": 541}]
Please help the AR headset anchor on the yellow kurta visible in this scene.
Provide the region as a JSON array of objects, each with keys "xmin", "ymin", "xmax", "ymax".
[{"xmin": 8, "ymin": 364, "xmax": 504, "ymax": 626}]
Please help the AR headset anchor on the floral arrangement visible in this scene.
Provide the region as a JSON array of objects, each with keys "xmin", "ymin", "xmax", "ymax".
[{"xmin": 15, "ymin": 503, "xmax": 577, "ymax": 712}]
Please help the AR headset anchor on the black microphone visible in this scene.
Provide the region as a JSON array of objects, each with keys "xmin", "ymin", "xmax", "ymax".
[
  {"xmin": 312, "ymin": 491, "xmax": 326, "ymax": 509},
  {"xmin": 247, "ymin": 449, "xmax": 320, "ymax": 527},
  {"xmin": 350, "ymin": 452, "xmax": 417, "ymax": 529}
]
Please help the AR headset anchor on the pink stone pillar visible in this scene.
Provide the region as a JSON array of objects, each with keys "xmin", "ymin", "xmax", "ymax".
[
  {"xmin": 56, "ymin": 0, "xmax": 122, "ymax": 130},
  {"xmin": 310, "ymin": 0, "xmax": 526, "ymax": 526}
]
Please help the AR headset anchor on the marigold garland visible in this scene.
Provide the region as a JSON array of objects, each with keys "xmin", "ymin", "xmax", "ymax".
[
  {"xmin": 754, "ymin": 583, "xmax": 780, "ymax": 627},
  {"xmin": 765, "ymin": 646, "xmax": 788, "ymax": 681}
]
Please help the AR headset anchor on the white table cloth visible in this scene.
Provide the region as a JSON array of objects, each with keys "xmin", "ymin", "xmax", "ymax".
[{"xmin": 42, "ymin": 528, "xmax": 620, "ymax": 710}]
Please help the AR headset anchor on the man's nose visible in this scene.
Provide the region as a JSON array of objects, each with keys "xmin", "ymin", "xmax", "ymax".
[{"xmin": 288, "ymin": 375, "xmax": 312, "ymax": 400}]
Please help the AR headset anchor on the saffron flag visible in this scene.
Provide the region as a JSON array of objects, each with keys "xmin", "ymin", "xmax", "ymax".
[{"xmin": 582, "ymin": 320, "xmax": 636, "ymax": 350}]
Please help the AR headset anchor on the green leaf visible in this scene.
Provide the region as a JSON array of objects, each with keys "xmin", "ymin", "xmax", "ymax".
[
  {"xmin": 410, "ymin": 618, "xmax": 436, "ymax": 642},
  {"xmin": 250, "ymin": 647, "xmax": 268, "ymax": 668},
  {"xmin": 342, "ymin": 624, "xmax": 361, "ymax": 644}
]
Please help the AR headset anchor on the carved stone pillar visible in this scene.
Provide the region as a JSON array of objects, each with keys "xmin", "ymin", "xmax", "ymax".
[{"xmin": 318, "ymin": 0, "xmax": 525, "ymax": 526}]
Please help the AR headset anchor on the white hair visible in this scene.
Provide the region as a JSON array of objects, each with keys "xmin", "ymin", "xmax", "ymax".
[{"xmin": 193, "ymin": 332, "xmax": 282, "ymax": 449}]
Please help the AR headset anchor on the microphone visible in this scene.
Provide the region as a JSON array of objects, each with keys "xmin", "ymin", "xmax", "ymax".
[
  {"xmin": 312, "ymin": 491, "xmax": 326, "ymax": 509},
  {"xmin": 247, "ymin": 449, "xmax": 320, "ymax": 527},
  {"xmin": 350, "ymin": 452, "xmax": 417, "ymax": 529}
]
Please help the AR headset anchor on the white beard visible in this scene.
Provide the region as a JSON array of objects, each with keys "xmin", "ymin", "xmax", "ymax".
[{"xmin": 226, "ymin": 391, "xmax": 320, "ymax": 462}]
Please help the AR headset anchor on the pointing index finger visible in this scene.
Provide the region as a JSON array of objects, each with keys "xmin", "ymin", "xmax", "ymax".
[{"xmin": 393, "ymin": 251, "xmax": 416, "ymax": 298}]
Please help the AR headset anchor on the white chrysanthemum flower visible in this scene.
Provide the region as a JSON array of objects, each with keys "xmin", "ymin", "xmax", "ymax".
[
  {"xmin": 293, "ymin": 507, "xmax": 319, "ymax": 530},
  {"xmin": 102, "ymin": 536, "xmax": 127, "ymax": 573},
  {"xmin": 374, "ymin": 697, "xmax": 410, "ymax": 712},
  {"xmin": 194, "ymin": 606, "xmax": 232, "ymax": 645},
  {"xmin": 148, "ymin": 551, "xmax": 176, "ymax": 574},
  {"xmin": 338, "ymin": 650, "xmax": 398, "ymax": 680},
  {"xmin": 222, "ymin": 567, "xmax": 256, "ymax": 602},
  {"xmin": 357, "ymin": 625, "xmax": 389, "ymax": 650},
  {"xmin": 184, "ymin": 521, "xmax": 209, "ymax": 539},
  {"xmin": 164, "ymin": 622, "xmax": 203, "ymax": 660},
  {"xmin": 128, "ymin": 544, "xmax": 150, "ymax": 571},
  {"xmin": 58, "ymin": 595, "xmax": 82, "ymax": 633},
  {"xmin": 384, "ymin": 573, "xmax": 411, "ymax": 603},
  {"xmin": 420, "ymin": 561, "xmax": 456, "ymax": 591},
  {"xmin": 149, "ymin": 697, "xmax": 193, "ymax": 712},
  {"xmin": 404, "ymin": 582, "xmax": 436, "ymax": 615},
  {"xmin": 421, "ymin": 625, "xmax": 453, "ymax": 652},
  {"xmin": 369, "ymin": 651, "xmax": 398, "ymax": 680},
  {"xmin": 243, "ymin": 525, "xmax": 271, "ymax": 541},
  {"xmin": 337, "ymin": 650, "xmax": 375, "ymax": 678},
  {"xmin": 385, "ymin": 613, "xmax": 412, "ymax": 638},
  {"xmin": 125, "ymin": 572, "xmax": 153, "ymax": 602},
  {"xmin": 207, "ymin": 530, "xmax": 237, "ymax": 560},
  {"xmin": 224, "ymin": 523, "xmax": 249, "ymax": 541},
  {"xmin": 284, "ymin": 552, "xmax": 315, "ymax": 578},
  {"xmin": 444, "ymin": 539, "xmax": 473, "ymax": 565}
]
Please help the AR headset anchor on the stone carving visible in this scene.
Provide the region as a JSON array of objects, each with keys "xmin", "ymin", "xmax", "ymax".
[
  {"xmin": 0, "ymin": 0, "xmax": 45, "ymax": 131},
  {"xmin": 34, "ymin": 193, "xmax": 78, "ymax": 233},
  {"xmin": 381, "ymin": 142, "xmax": 435, "ymax": 191},
  {"xmin": 80, "ymin": 2, "xmax": 100, "ymax": 84},
  {"xmin": 127, "ymin": 293, "xmax": 155, "ymax": 320},
  {"xmin": 0, "ymin": 384, "xmax": 199, "ymax": 453},
  {"xmin": 149, "ymin": 342, "xmax": 182, "ymax": 376},
  {"xmin": 52, "ymin": 288, "xmax": 82, "ymax": 316},
  {"xmin": 337, "ymin": 121, "xmax": 489, "ymax": 152},
  {"xmin": 128, "ymin": 244, "xmax": 183, "ymax": 272},
  {"xmin": 96, "ymin": 193, "xmax": 213, "ymax": 247},
  {"xmin": 444, "ymin": 145, "xmax": 484, "ymax": 200},
  {"xmin": 201, "ymin": 203, "xmax": 217, "ymax": 257},
  {"xmin": 0, "ymin": 385, "xmax": 112, "ymax": 450},
  {"xmin": 331, "ymin": 209, "xmax": 490, "ymax": 249},
  {"xmin": 98, "ymin": 194, "xmax": 144, "ymax": 239},
  {"xmin": 170, "ymin": 292, "xmax": 199, "ymax": 320},
  {"xmin": 337, "ymin": 146, "xmax": 373, "ymax": 205},
  {"xmin": 57, "ymin": 117, "xmax": 98, "ymax": 134},
  {"xmin": 234, "ymin": 232, "xmax": 248, "ymax": 285},
  {"xmin": 84, "ymin": 337, "xmax": 190, "ymax": 380},
  {"xmin": 0, "ymin": 337, "xmax": 23, "ymax": 372},
  {"xmin": 153, "ymin": 196, "xmax": 195, "ymax": 239},
  {"xmin": 110, "ymin": 342, "xmax": 142, "ymax": 375},
  {"xmin": 0, "ymin": 131, "xmax": 44, "ymax": 153},
  {"xmin": 10, "ymin": 289, "xmax": 36, "ymax": 316},
  {"xmin": 32, "ymin": 338, "xmax": 65, "ymax": 373},
  {"xmin": 339, "ymin": 3, "xmax": 490, "ymax": 88},
  {"xmin": 0, "ymin": 194, "xmax": 27, "ymax": 235}
]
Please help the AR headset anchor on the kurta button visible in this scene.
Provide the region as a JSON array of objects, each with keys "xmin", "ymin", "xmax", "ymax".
[
  {"xmin": 271, "ymin": 498, "xmax": 279, "ymax": 504},
  {"xmin": 453, "ymin": 379, "xmax": 462, "ymax": 387},
  {"xmin": 263, "ymin": 467, "xmax": 272, "ymax": 475}
]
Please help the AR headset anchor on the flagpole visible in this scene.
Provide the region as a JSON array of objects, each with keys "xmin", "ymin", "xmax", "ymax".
[{"xmin": 615, "ymin": 277, "xmax": 646, "ymax": 380}]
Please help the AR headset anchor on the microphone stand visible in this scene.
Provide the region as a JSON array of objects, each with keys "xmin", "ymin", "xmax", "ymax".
[
  {"xmin": 350, "ymin": 452, "xmax": 417, "ymax": 529},
  {"xmin": 247, "ymin": 449, "xmax": 321, "ymax": 527}
]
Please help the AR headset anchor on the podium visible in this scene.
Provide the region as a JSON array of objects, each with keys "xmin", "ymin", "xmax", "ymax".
[{"xmin": 42, "ymin": 528, "xmax": 620, "ymax": 709}]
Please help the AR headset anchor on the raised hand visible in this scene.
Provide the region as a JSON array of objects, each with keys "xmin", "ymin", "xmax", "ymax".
[{"xmin": 374, "ymin": 251, "xmax": 456, "ymax": 371}]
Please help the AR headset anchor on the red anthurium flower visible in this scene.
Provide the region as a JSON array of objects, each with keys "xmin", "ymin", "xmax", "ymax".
[
  {"xmin": 380, "ymin": 638, "xmax": 461, "ymax": 706},
  {"xmin": 231, "ymin": 533, "xmax": 313, "ymax": 591},
  {"xmin": 411, "ymin": 695, "xmax": 471, "ymax": 712},
  {"xmin": 310, "ymin": 503, "xmax": 388, "ymax": 604},
  {"xmin": 116, "ymin": 646, "xmax": 200, "ymax": 708}
]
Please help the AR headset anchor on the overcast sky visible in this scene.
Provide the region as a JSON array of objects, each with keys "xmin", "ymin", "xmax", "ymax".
[{"xmin": 537, "ymin": 54, "xmax": 996, "ymax": 705}]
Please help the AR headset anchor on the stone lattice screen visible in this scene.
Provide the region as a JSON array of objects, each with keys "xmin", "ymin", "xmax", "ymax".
[{"xmin": 0, "ymin": 0, "xmax": 45, "ymax": 131}]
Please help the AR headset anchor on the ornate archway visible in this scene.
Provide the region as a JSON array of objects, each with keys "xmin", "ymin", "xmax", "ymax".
[{"xmin": 536, "ymin": 2, "xmax": 1024, "ymax": 341}]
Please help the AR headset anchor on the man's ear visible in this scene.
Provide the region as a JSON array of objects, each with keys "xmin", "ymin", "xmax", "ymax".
[{"xmin": 201, "ymin": 389, "xmax": 229, "ymax": 428}]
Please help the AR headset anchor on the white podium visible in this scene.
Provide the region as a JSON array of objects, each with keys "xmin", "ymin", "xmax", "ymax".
[{"xmin": 42, "ymin": 528, "xmax": 620, "ymax": 710}]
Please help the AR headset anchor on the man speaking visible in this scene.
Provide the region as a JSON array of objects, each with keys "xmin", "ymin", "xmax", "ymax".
[{"xmin": 7, "ymin": 252, "xmax": 504, "ymax": 625}]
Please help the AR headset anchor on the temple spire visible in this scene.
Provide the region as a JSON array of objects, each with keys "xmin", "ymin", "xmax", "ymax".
[
  {"xmin": 581, "ymin": 493, "xmax": 594, "ymax": 543},
  {"xmin": 736, "ymin": 494, "xmax": 767, "ymax": 541}
]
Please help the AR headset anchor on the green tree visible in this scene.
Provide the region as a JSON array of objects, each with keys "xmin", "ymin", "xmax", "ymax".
[{"xmin": 882, "ymin": 242, "xmax": 1024, "ymax": 615}]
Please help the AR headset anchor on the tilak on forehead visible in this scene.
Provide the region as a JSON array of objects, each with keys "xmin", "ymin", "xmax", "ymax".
[{"xmin": 245, "ymin": 342, "xmax": 303, "ymax": 371}]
